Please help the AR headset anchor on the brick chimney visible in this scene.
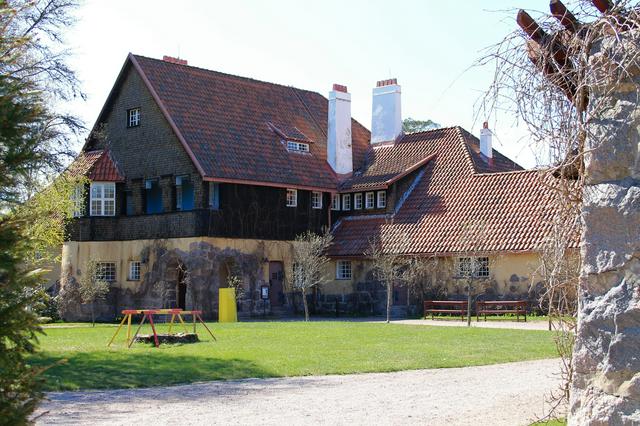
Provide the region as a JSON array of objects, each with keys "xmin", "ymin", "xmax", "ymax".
[
  {"xmin": 162, "ymin": 55, "xmax": 188, "ymax": 65},
  {"xmin": 371, "ymin": 78, "xmax": 402, "ymax": 144},
  {"xmin": 327, "ymin": 83, "xmax": 353, "ymax": 175}
]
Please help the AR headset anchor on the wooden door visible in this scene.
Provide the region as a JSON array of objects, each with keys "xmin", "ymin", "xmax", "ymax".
[{"xmin": 268, "ymin": 261, "xmax": 284, "ymax": 307}]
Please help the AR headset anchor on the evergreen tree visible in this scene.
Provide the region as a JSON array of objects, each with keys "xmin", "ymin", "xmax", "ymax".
[{"xmin": 0, "ymin": 1, "xmax": 82, "ymax": 423}]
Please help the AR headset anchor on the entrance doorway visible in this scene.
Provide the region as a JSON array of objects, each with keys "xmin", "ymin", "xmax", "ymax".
[
  {"xmin": 177, "ymin": 266, "xmax": 187, "ymax": 310},
  {"xmin": 268, "ymin": 261, "xmax": 284, "ymax": 307}
]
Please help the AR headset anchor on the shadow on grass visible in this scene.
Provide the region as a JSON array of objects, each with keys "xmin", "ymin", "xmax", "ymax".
[{"xmin": 31, "ymin": 350, "xmax": 273, "ymax": 391}]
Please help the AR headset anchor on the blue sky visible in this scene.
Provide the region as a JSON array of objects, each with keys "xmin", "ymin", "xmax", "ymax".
[{"xmin": 65, "ymin": 0, "xmax": 550, "ymax": 167}]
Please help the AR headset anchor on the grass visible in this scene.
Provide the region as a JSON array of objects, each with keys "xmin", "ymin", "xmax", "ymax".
[
  {"xmin": 30, "ymin": 321, "xmax": 559, "ymax": 391},
  {"xmin": 530, "ymin": 419, "xmax": 566, "ymax": 426}
]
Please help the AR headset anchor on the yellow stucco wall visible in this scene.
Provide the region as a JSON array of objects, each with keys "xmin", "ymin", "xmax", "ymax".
[
  {"xmin": 323, "ymin": 251, "xmax": 546, "ymax": 296},
  {"xmin": 61, "ymin": 237, "xmax": 295, "ymax": 290},
  {"xmin": 62, "ymin": 237, "xmax": 553, "ymax": 298}
]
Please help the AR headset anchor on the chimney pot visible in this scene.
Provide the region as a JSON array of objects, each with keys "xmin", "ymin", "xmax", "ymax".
[
  {"xmin": 376, "ymin": 78, "xmax": 398, "ymax": 87},
  {"xmin": 162, "ymin": 55, "xmax": 188, "ymax": 65},
  {"xmin": 332, "ymin": 84, "xmax": 348, "ymax": 93}
]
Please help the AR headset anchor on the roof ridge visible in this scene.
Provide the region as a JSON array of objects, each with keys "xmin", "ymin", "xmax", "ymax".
[
  {"xmin": 402, "ymin": 125, "xmax": 460, "ymax": 137},
  {"xmin": 473, "ymin": 168, "xmax": 545, "ymax": 177},
  {"xmin": 132, "ymin": 53, "xmax": 321, "ymax": 96}
]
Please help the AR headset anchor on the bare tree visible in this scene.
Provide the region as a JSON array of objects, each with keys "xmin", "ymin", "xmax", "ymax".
[
  {"xmin": 456, "ymin": 220, "xmax": 491, "ymax": 327},
  {"xmin": 78, "ymin": 260, "xmax": 110, "ymax": 327},
  {"xmin": 366, "ymin": 234, "xmax": 407, "ymax": 324},
  {"xmin": 292, "ymin": 230, "xmax": 333, "ymax": 321}
]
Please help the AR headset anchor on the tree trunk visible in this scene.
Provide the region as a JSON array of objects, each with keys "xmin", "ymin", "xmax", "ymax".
[
  {"xmin": 386, "ymin": 283, "xmax": 392, "ymax": 323},
  {"xmin": 302, "ymin": 289, "xmax": 309, "ymax": 322},
  {"xmin": 91, "ymin": 302, "xmax": 95, "ymax": 327},
  {"xmin": 466, "ymin": 279, "xmax": 472, "ymax": 327}
]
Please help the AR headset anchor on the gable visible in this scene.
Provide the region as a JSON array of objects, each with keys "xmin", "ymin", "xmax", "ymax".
[{"xmin": 88, "ymin": 61, "xmax": 200, "ymax": 181}]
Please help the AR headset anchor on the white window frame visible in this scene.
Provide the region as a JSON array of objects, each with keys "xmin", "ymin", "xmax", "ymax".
[
  {"xmin": 90, "ymin": 182, "xmax": 116, "ymax": 216},
  {"xmin": 311, "ymin": 191, "xmax": 322, "ymax": 209},
  {"xmin": 127, "ymin": 107, "xmax": 140, "ymax": 127},
  {"xmin": 286, "ymin": 188, "xmax": 297, "ymax": 207},
  {"xmin": 286, "ymin": 141, "xmax": 309, "ymax": 152},
  {"xmin": 336, "ymin": 260, "xmax": 352, "ymax": 280},
  {"xmin": 354, "ymin": 193, "xmax": 363, "ymax": 210},
  {"xmin": 331, "ymin": 194, "xmax": 340, "ymax": 210},
  {"xmin": 456, "ymin": 257, "xmax": 490, "ymax": 278},
  {"xmin": 128, "ymin": 261, "xmax": 141, "ymax": 281},
  {"xmin": 377, "ymin": 191, "xmax": 387, "ymax": 209},
  {"xmin": 342, "ymin": 194, "xmax": 351, "ymax": 211},
  {"xmin": 71, "ymin": 184, "xmax": 84, "ymax": 217},
  {"xmin": 96, "ymin": 262, "xmax": 116, "ymax": 282},
  {"xmin": 365, "ymin": 192, "xmax": 375, "ymax": 209}
]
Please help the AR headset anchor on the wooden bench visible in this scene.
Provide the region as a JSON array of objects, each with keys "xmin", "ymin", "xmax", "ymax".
[
  {"xmin": 424, "ymin": 300, "xmax": 467, "ymax": 321},
  {"xmin": 476, "ymin": 300, "xmax": 527, "ymax": 322}
]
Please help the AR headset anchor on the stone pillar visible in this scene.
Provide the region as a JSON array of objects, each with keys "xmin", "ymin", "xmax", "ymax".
[{"xmin": 569, "ymin": 39, "xmax": 640, "ymax": 425}]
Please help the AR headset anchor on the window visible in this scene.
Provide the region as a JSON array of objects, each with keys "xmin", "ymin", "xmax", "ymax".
[
  {"xmin": 286, "ymin": 141, "xmax": 309, "ymax": 152},
  {"xmin": 286, "ymin": 189, "xmax": 297, "ymax": 207},
  {"xmin": 331, "ymin": 194, "xmax": 340, "ymax": 210},
  {"xmin": 71, "ymin": 184, "xmax": 84, "ymax": 217},
  {"xmin": 127, "ymin": 108, "xmax": 140, "ymax": 127},
  {"xmin": 175, "ymin": 176, "xmax": 194, "ymax": 211},
  {"xmin": 95, "ymin": 262, "xmax": 116, "ymax": 282},
  {"xmin": 336, "ymin": 260, "xmax": 352, "ymax": 280},
  {"xmin": 377, "ymin": 191, "xmax": 387, "ymax": 208},
  {"xmin": 456, "ymin": 257, "xmax": 490, "ymax": 278},
  {"xmin": 342, "ymin": 194, "xmax": 351, "ymax": 211},
  {"xmin": 209, "ymin": 182, "xmax": 220, "ymax": 210},
  {"xmin": 90, "ymin": 182, "xmax": 116, "ymax": 216},
  {"xmin": 354, "ymin": 193, "xmax": 363, "ymax": 210},
  {"xmin": 128, "ymin": 261, "xmax": 141, "ymax": 281},
  {"xmin": 311, "ymin": 191, "xmax": 322, "ymax": 209},
  {"xmin": 145, "ymin": 179, "xmax": 163, "ymax": 214},
  {"xmin": 365, "ymin": 192, "xmax": 375, "ymax": 209}
]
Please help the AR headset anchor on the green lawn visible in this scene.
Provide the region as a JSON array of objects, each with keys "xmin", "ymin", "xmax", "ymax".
[{"xmin": 31, "ymin": 321, "xmax": 559, "ymax": 391}]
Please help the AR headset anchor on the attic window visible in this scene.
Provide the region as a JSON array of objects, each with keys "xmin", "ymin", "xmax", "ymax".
[
  {"xmin": 286, "ymin": 141, "xmax": 309, "ymax": 153},
  {"xmin": 127, "ymin": 108, "xmax": 140, "ymax": 127}
]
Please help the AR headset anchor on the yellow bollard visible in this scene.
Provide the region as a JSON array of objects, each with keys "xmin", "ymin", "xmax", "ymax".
[{"xmin": 218, "ymin": 288, "xmax": 237, "ymax": 322}]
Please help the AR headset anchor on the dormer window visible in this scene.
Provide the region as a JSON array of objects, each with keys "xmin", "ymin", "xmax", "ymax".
[
  {"xmin": 286, "ymin": 141, "xmax": 309, "ymax": 153},
  {"xmin": 354, "ymin": 193, "xmax": 363, "ymax": 210},
  {"xmin": 365, "ymin": 192, "xmax": 375, "ymax": 209},
  {"xmin": 342, "ymin": 194, "xmax": 351, "ymax": 211},
  {"xmin": 127, "ymin": 108, "xmax": 140, "ymax": 127},
  {"xmin": 331, "ymin": 194, "xmax": 340, "ymax": 210},
  {"xmin": 377, "ymin": 191, "xmax": 386, "ymax": 208}
]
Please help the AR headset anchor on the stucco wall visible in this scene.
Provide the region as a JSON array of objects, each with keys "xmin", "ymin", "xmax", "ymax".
[{"xmin": 61, "ymin": 236, "xmax": 295, "ymax": 289}]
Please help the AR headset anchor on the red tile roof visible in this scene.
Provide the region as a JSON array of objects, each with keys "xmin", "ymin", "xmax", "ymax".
[
  {"xmin": 66, "ymin": 150, "xmax": 125, "ymax": 182},
  {"xmin": 340, "ymin": 127, "xmax": 521, "ymax": 192},
  {"xmin": 129, "ymin": 54, "xmax": 370, "ymax": 191},
  {"xmin": 329, "ymin": 127, "xmax": 567, "ymax": 257}
]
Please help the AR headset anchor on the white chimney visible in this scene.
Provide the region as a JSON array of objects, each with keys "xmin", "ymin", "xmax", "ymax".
[
  {"xmin": 371, "ymin": 78, "xmax": 402, "ymax": 144},
  {"xmin": 327, "ymin": 84, "xmax": 353, "ymax": 175},
  {"xmin": 480, "ymin": 121, "xmax": 493, "ymax": 158}
]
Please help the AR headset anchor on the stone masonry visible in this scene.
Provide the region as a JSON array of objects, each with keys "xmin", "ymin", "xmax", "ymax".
[{"xmin": 569, "ymin": 37, "xmax": 640, "ymax": 425}]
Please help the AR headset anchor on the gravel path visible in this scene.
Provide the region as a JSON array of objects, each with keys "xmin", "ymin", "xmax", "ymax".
[{"xmin": 36, "ymin": 358, "xmax": 562, "ymax": 426}]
